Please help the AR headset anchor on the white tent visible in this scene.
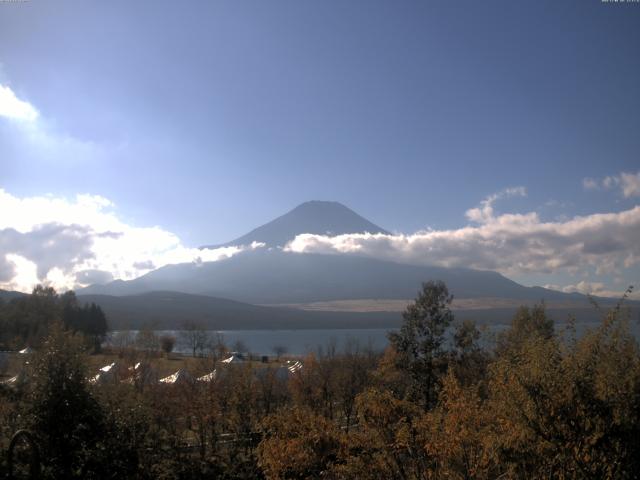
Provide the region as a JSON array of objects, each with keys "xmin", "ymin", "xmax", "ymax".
[
  {"xmin": 159, "ymin": 368, "xmax": 194, "ymax": 385},
  {"xmin": 286, "ymin": 360, "xmax": 303, "ymax": 374},
  {"xmin": 90, "ymin": 362, "xmax": 118, "ymax": 385},
  {"xmin": 125, "ymin": 362, "xmax": 158, "ymax": 385},
  {"xmin": 197, "ymin": 370, "xmax": 217, "ymax": 382},
  {"xmin": 1, "ymin": 371, "xmax": 27, "ymax": 387},
  {"xmin": 221, "ymin": 355, "xmax": 244, "ymax": 364}
]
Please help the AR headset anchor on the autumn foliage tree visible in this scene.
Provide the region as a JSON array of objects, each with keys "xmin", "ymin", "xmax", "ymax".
[
  {"xmin": 258, "ymin": 407, "xmax": 343, "ymax": 479},
  {"xmin": 488, "ymin": 295, "xmax": 640, "ymax": 478}
]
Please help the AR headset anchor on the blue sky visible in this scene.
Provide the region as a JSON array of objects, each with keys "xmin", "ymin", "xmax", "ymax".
[{"xmin": 0, "ymin": 0, "xmax": 639, "ymax": 296}]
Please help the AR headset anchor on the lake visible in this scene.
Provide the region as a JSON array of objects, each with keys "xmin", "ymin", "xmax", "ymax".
[{"xmin": 110, "ymin": 319, "xmax": 640, "ymax": 356}]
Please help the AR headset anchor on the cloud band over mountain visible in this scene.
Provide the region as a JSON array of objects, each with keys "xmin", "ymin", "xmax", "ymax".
[
  {"xmin": 286, "ymin": 206, "xmax": 639, "ymax": 277},
  {"xmin": 0, "ymin": 187, "xmax": 638, "ymax": 297},
  {"xmin": 0, "ymin": 189, "xmax": 261, "ymax": 292}
]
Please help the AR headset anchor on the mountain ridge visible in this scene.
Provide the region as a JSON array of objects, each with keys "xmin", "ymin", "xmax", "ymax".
[
  {"xmin": 77, "ymin": 200, "xmax": 631, "ymax": 308},
  {"xmin": 78, "ymin": 249, "xmax": 607, "ymax": 305},
  {"xmin": 76, "ymin": 290, "xmax": 630, "ymax": 331}
]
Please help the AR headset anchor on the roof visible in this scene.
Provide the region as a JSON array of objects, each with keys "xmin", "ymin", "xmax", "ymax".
[{"xmin": 159, "ymin": 368, "xmax": 194, "ymax": 385}]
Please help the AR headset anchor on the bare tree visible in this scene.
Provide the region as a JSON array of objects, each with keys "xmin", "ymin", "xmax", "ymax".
[
  {"xmin": 272, "ymin": 345, "xmax": 287, "ymax": 360},
  {"xmin": 231, "ymin": 339, "xmax": 248, "ymax": 355},
  {"xmin": 136, "ymin": 327, "xmax": 159, "ymax": 357},
  {"xmin": 111, "ymin": 330, "xmax": 134, "ymax": 356},
  {"xmin": 211, "ymin": 332, "xmax": 228, "ymax": 360},
  {"xmin": 180, "ymin": 321, "xmax": 210, "ymax": 357},
  {"xmin": 160, "ymin": 335, "xmax": 176, "ymax": 358}
]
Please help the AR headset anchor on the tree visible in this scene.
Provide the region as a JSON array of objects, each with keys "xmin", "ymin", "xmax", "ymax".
[
  {"xmin": 453, "ymin": 319, "xmax": 481, "ymax": 355},
  {"xmin": 487, "ymin": 293, "xmax": 640, "ymax": 477},
  {"xmin": 388, "ymin": 280, "xmax": 453, "ymax": 410},
  {"xmin": 272, "ymin": 345, "xmax": 287, "ymax": 360},
  {"xmin": 451, "ymin": 319, "xmax": 488, "ymax": 387},
  {"xmin": 26, "ymin": 324, "xmax": 106, "ymax": 478},
  {"xmin": 258, "ymin": 406, "xmax": 343, "ymax": 480},
  {"xmin": 111, "ymin": 330, "xmax": 134, "ymax": 356},
  {"xmin": 423, "ymin": 371, "xmax": 498, "ymax": 479},
  {"xmin": 232, "ymin": 339, "xmax": 248, "ymax": 354},
  {"xmin": 136, "ymin": 327, "xmax": 159, "ymax": 356},
  {"xmin": 496, "ymin": 303, "xmax": 553, "ymax": 356},
  {"xmin": 212, "ymin": 332, "xmax": 228, "ymax": 360},
  {"xmin": 8, "ymin": 285, "xmax": 60, "ymax": 347},
  {"xmin": 160, "ymin": 335, "xmax": 176, "ymax": 357},
  {"xmin": 84, "ymin": 303, "xmax": 108, "ymax": 353},
  {"xmin": 335, "ymin": 339, "xmax": 375, "ymax": 432},
  {"xmin": 1, "ymin": 286, "xmax": 109, "ymax": 351},
  {"xmin": 334, "ymin": 387, "xmax": 430, "ymax": 479},
  {"xmin": 180, "ymin": 320, "xmax": 210, "ymax": 357},
  {"xmin": 59, "ymin": 292, "xmax": 108, "ymax": 353}
]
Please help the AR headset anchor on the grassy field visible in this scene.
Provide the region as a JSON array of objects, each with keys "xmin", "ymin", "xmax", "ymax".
[
  {"xmin": 264, "ymin": 296, "xmax": 608, "ymax": 312},
  {"xmin": 1, "ymin": 349, "xmax": 276, "ymax": 382}
]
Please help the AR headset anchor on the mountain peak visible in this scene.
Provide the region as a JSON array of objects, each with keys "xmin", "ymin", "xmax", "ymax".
[
  {"xmin": 203, "ymin": 201, "xmax": 389, "ymax": 249},
  {"xmin": 289, "ymin": 200, "xmax": 364, "ymax": 215},
  {"xmin": 294, "ymin": 199, "xmax": 344, "ymax": 208}
]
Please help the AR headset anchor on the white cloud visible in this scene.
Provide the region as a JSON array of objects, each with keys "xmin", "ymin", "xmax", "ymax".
[
  {"xmin": 544, "ymin": 281, "xmax": 637, "ymax": 300},
  {"xmin": 544, "ymin": 281, "xmax": 606, "ymax": 295},
  {"xmin": 619, "ymin": 172, "xmax": 640, "ymax": 198},
  {"xmin": 582, "ymin": 178, "xmax": 599, "ymax": 190},
  {"xmin": 0, "ymin": 80, "xmax": 110, "ymax": 173},
  {"xmin": 0, "ymin": 189, "xmax": 263, "ymax": 293},
  {"xmin": 286, "ymin": 194, "xmax": 640, "ymax": 280},
  {"xmin": 0, "ymin": 85, "xmax": 39, "ymax": 122},
  {"xmin": 582, "ymin": 171, "xmax": 640, "ymax": 198},
  {"xmin": 2, "ymin": 185, "xmax": 638, "ymax": 297},
  {"xmin": 465, "ymin": 186, "xmax": 526, "ymax": 224},
  {"xmin": 0, "ymin": 84, "xmax": 39, "ymax": 122}
]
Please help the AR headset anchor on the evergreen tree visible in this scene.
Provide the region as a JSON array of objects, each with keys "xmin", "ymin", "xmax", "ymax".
[
  {"xmin": 27, "ymin": 324, "xmax": 105, "ymax": 478},
  {"xmin": 496, "ymin": 303, "xmax": 553, "ymax": 356},
  {"xmin": 388, "ymin": 280, "xmax": 453, "ymax": 410}
]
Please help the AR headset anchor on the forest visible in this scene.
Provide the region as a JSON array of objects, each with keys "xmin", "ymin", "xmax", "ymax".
[{"xmin": 0, "ymin": 281, "xmax": 638, "ymax": 479}]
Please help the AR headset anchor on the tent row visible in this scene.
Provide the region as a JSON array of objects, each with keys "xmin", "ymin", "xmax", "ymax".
[
  {"xmin": 2, "ymin": 355, "xmax": 304, "ymax": 389},
  {"xmin": 89, "ymin": 358, "xmax": 304, "ymax": 386}
]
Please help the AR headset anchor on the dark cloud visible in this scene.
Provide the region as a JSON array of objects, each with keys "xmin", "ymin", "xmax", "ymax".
[
  {"xmin": 0, "ymin": 255, "xmax": 15, "ymax": 282},
  {"xmin": 0, "ymin": 223, "xmax": 95, "ymax": 280},
  {"xmin": 97, "ymin": 231, "xmax": 123, "ymax": 239},
  {"xmin": 133, "ymin": 260, "xmax": 155, "ymax": 270},
  {"xmin": 74, "ymin": 269, "xmax": 113, "ymax": 286}
]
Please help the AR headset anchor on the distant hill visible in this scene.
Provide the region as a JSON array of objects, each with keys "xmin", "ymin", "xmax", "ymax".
[
  {"xmin": 76, "ymin": 290, "xmax": 626, "ymax": 331},
  {"xmin": 201, "ymin": 200, "xmax": 389, "ymax": 248},
  {"xmin": 79, "ymin": 249, "xmax": 595, "ymax": 305},
  {"xmin": 0, "ymin": 289, "xmax": 27, "ymax": 302},
  {"xmin": 4, "ymin": 287, "xmax": 631, "ymax": 331}
]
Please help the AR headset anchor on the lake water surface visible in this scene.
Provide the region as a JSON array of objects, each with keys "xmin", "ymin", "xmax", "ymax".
[{"xmin": 111, "ymin": 320, "xmax": 640, "ymax": 356}]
